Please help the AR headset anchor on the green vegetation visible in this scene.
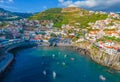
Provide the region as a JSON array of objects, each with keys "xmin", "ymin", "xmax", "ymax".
[
  {"xmin": 72, "ymin": 37, "xmax": 79, "ymax": 41},
  {"xmin": 29, "ymin": 8, "xmax": 63, "ymax": 28},
  {"xmin": 62, "ymin": 12, "xmax": 108, "ymax": 28},
  {"xmin": 50, "ymin": 33, "xmax": 57, "ymax": 37},
  {"xmin": 0, "ymin": 22, "xmax": 8, "ymax": 28},
  {"xmin": 92, "ymin": 45, "xmax": 98, "ymax": 49},
  {"xmin": 98, "ymin": 36, "xmax": 120, "ymax": 42},
  {"xmin": 104, "ymin": 29, "xmax": 116, "ymax": 31},
  {"xmin": 30, "ymin": 7, "xmax": 108, "ymax": 28},
  {"xmin": 104, "ymin": 36, "xmax": 120, "ymax": 42},
  {"xmin": 104, "ymin": 36, "xmax": 116, "ymax": 41}
]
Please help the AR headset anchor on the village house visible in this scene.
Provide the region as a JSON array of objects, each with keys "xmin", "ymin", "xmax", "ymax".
[
  {"xmin": 86, "ymin": 30, "xmax": 103, "ymax": 42},
  {"xmin": 105, "ymin": 31, "xmax": 119, "ymax": 38},
  {"xmin": 95, "ymin": 41, "xmax": 118, "ymax": 55},
  {"xmin": 108, "ymin": 12, "xmax": 120, "ymax": 19}
]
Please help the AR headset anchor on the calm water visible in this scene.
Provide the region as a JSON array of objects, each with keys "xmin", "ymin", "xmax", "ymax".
[{"xmin": 1, "ymin": 47, "xmax": 120, "ymax": 82}]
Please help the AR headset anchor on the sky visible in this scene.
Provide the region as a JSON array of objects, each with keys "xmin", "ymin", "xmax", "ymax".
[{"xmin": 0, "ymin": 0, "xmax": 120, "ymax": 13}]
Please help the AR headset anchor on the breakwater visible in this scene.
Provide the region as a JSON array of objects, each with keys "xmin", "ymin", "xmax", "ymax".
[{"xmin": 0, "ymin": 41, "xmax": 37, "ymax": 74}]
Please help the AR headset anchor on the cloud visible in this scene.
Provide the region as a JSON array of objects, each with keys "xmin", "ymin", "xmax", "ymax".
[
  {"xmin": 0, "ymin": 0, "xmax": 4, "ymax": 3},
  {"xmin": 43, "ymin": 6, "xmax": 48, "ymax": 10},
  {"xmin": 8, "ymin": 0, "xmax": 13, "ymax": 2},
  {"xmin": 74, "ymin": 0, "xmax": 97, "ymax": 8},
  {"xmin": 58, "ymin": 0, "xmax": 72, "ymax": 7},
  {"xmin": 0, "ymin": 4, "xmax": 17, "ymax": 10},
  {"xmin": 58, "ymin": 0, "xmax": 64, "ymax": 3},
  {"xmin": 58, "ymin": 0, "xmax": 120, "ymax": 11},
  {"xmin": 0, "ymin": 0, "xmax": 14, "ymax": 3},
  {"xmin": 0, "ymin": 0, "xmax": 15, "ymax": 11}
]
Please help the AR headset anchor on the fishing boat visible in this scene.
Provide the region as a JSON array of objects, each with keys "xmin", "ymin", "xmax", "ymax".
[
  {"xmin": 99, "ymin": 75, "xmax": 106, "ymax": 81},
  {"xmin": 53, "ymin": 71, "xmax": 56, "ymax": 79},
  {"xmin": 64, "ymin": 54, "xmax": 67, "ymax": 58},
  {"xmin": 62, "ymin": 62, "xmax": 66, "ymax": 66},
  {"xmin": 71, "ymin": 57, "xmax": 75, "ymax": 61},
  {"xmin": 52, "ymin": 54, "xmax": 55, "ymax": 58},
  {"xmin": 43, "ymin": 70, "xmax": 46, "ymax": 76}
]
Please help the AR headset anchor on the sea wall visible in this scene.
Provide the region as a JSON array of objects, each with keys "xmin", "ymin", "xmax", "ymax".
[
  {"xmin": 0, "ymin": 53, "xmax": 13, "ymax": 73},
  {"xmin": 36, "ymin": 42, "xmax": 72, "ymax": 47},
  {"xmin": 73, "ymin": 42, "xmax": 120, "ymax": 71},
  {"xmin": 0, "ymin": 42, "xmax": 37, "ymax": 74}
]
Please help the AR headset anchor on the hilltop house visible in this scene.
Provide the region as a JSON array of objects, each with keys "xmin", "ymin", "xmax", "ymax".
[{"xmin": 95, "ymin": 41, "xmax": 118, "ymax": 55}]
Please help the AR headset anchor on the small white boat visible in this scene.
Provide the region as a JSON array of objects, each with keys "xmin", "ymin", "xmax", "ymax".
[
  {"xmin": 71, "ymin": 58, "xmax": 75, "ymax": 61},
  {"xmin": 64, "ymin": 54, "xmax": 67, "ymax": 58},
  {"xmin": 62, "ymin": 62, "xmax": 66, "ymax": 66},
  {"xmin": 99, "ymin": 75, "xmax": 106, "ymax": 81},
  {"xmin": 52, "ymin": 54, "xmax": 55, "ymax": 58},
  {"xmin": 43, "ymin": 70, "xmax": 46, "ymax": 75},
  {"xmin": 53, "ymin": 71, "xmax": 56, "ymax": 79}
]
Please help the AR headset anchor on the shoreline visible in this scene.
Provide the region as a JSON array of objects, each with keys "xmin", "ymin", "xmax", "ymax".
[
  {"xmin": 0, "ymin": 42, "xmax": 37, "ymax": 75},
  {"xmin": 37, "ymin": 42, "xmax": 73, "ymax": 47},
  {"xmin": 0, "ymin": 42, "xmax": 71, "ymax": 74},
  {"xmin": 33, "ymin": 42, "xmax": 120, "ymax": 72},
  {"xmin": 72, "ymin": 44, "xmax": 120, "ymax": 72},
  {"xmin": 0, "ymin": 41, "xmax": 120, "ymax": 75},
  {"xmin": 37, "ymin": 43, "xmax": 120, "ymax": 72},
  {"xmin": 0, "ymin": 53, "xmax": 13, "ymax": 74}
]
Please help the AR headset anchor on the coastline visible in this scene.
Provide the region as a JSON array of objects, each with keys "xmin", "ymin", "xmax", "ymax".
[
  {"xmin": 37, "ymin": 42, "xmax": 73, "ymax": 47},
  {"xmin": 72, "ymin": 42, "xmax": 120, "ymax": 72},
  {"xmin": 0, "ymin": 42, "xmax": 72, "ymax": 75},
  {"xmin": 36, "ymin": 42, "xmax": 120, "ymax": 72},
  {"xmin": 0, "ymin": 53, "xmax": 13, "ymax": 74},
  {"xmin": 37, "ymin": 42, "xmax": 119, "ymax": 71},
  {"xmin": 0, "ymin": 42, "xmax": 37, "ymax": 75},
  {"xmin": 1, "ymin": 41, "xmax": 120, "ymax": 75}
]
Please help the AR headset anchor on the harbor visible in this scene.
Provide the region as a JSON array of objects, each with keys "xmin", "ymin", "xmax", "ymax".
[{"xmin": 1, "ymin": 47, "xmax": 120, "ymax": 82}]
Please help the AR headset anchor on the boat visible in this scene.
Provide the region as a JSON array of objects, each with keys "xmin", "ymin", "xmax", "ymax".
[
  {"xmin": 71, "ymin": 58, "xmax": 75, "ymax": 61},
  {"xmin": 53, "ymin": 71, "xmax": 56, "ymax": 79},
  {"xmin": 62, "ymin": 62, "xmax": 66, "ymax": 66},
  {"xmin": 43, "ymin": 70, "xmax": 46, "ymax": 75},
  {"xmin": 52, "ymin": 54, "xmax": 55, "ymax": 58},
  {"xmin": 64, "ymin": 54, "xmax": 67, "ymax": 58},
  {"xmin": 99, "ymin": 75, "xmax": 106, "ymax": 81}
]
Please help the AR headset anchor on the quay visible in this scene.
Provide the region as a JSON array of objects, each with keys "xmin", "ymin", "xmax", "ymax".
[{"xmin": 0, "ymin": 39, "xmax": 36, "ymax": 74}]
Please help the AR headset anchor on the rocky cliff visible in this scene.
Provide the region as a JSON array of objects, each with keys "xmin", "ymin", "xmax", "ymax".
[{"xmin": 73, "ymin": 41, "xmax": 120, "ymax": 71}]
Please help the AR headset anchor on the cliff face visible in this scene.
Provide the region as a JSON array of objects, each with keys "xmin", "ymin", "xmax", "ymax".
[
  {"xmin": 90, "ymin": 48, "xmax": 120, "ymax": 70},
  {"xmin": 73, "ymin": 42, "xmax": 120, "ymax": 71}
]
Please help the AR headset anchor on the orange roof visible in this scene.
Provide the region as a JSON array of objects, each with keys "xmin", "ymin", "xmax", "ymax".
[
  {"xmin": 105, "ymin": 31, "xmax": 119, "ymax": 34},
  {"xmin": 113, "ymin": 47, "xmax": 118, "ymax": 50},
  {"xmin": 106, "ymin": 40, "xmax": 112, "ymax": 42},
  {"xmin": 89, "ymin": 30, "xmax": 100, "ymax": 34},
  {"xmin": 113, "ymin": 32, "xmax": 119, "ymax": 34},
  {"xmin": 105, "ymin": 46, "xmax": 113, "ymax": 49},
  {"xmin": 105, "ymin": 46, "xmax": 118, "ymax": 50}
]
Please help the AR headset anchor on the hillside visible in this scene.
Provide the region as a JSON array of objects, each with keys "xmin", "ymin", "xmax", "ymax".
[
  {"xmin": 0, "ymin": 8, "xmax": 33, "ymax": 21},
  {"xmin": 29, "ymin": 7, "xmax": 108, "ymax": 28}
]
